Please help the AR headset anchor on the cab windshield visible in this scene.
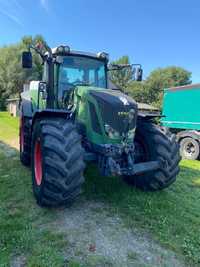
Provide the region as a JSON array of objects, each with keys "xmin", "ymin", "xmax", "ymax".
[{"xmin": 58, "ymin": 56, "xmax": 107, "ymax": 96}]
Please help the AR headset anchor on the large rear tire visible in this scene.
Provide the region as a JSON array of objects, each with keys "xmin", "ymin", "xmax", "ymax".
[
  {"xmin": 124, "ymin": 122, "xmax": 181, "ymax": 191},
  {"xmin": 20, "ymin": 116, "xmax": 31, "ymax": 166},
  {"xmin": 31, "ymin": 118, "xmax": 85, "ymax": 207}
]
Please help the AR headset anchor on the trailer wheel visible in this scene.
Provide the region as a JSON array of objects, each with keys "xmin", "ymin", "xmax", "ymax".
[
  {"xmin": 123, "ymin": 122, "xmax": 181, "ymax": 191},
  {"xmin": 20, "ymin": 116, "xmax": 31, "ymax": 166},
  {"xmin": 31, "ymin": 118, "xmax": 85, "ymax": 207},
  {"xmin": 179, "ymin": 137, "xmax": 200, "ymax": 160}
]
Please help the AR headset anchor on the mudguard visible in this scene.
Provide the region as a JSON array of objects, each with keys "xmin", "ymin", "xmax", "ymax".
[
  {"xmin": 177, "ymin": 130, "xmax": 200, "ymax": 142},
  {"xmin": 32, "ymin": 109, "xmax": 72, "ymax": 127}
]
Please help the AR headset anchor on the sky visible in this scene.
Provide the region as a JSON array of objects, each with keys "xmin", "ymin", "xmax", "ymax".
[{"xmin": 0, "ymin": 0, "xmax": 200, "ymax": 82}]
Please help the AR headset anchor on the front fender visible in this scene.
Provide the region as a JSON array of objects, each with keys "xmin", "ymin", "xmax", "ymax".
[{"xmin": 32, "ymin": 109, "xmax": 73, "ymax": 128}]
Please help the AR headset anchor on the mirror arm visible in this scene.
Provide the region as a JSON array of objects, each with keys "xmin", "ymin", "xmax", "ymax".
[
  {"xmin": 108, "ymin": 64, "xmax": 132, "ymax": 71},
  {"xmin": 28, "ymin": 43, "xmax": 53, "ymax": 62},
  {"xmin": 28, "ymin": 45, "xmax": 45, "ymax": 62}
]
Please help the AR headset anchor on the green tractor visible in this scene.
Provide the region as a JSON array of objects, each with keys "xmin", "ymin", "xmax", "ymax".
[{"xmin": 20, "ymin": 43, "xmax": 180, "ymax": 206}]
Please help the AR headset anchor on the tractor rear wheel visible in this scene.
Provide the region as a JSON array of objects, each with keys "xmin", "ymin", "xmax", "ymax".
[
  {"xmin": 31, "ymin": 118, "xmax": 85, "ymax": 206},
  {"xmin": 20, "ymin": 116, "xmax": 31, "ymax": 166},
  {"xmin": 124, "ymin": 122, "xmax": 181, "ymax": 190}
]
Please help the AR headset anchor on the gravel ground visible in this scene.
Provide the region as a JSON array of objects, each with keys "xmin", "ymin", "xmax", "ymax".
[{"xmin": 42, "ymin": 200, "xmax": 186, "ymax": 267}]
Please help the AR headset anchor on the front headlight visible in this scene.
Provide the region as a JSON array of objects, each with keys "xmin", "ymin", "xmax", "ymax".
[
  {"xmin": 105, "ymin": 124, "xmax": 120, "ymax": 139},
  {"xmin": 128, "ymin": 109, "xmax": 135, "ymax": 123}
]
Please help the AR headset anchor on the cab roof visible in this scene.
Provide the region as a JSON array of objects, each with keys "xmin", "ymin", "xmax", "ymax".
[{"xmin": 51, "ymin": 46, "xmax": 109, "ymax": 61}]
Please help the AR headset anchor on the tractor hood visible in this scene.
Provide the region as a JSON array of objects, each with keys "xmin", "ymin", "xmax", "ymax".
[
  {"xmin": 89, "ymin": 88, "xmax": 138, "ymax": 135},
  {"xmin": 90, "ymin": 89, "xmax": 137, "ymax": 107}
]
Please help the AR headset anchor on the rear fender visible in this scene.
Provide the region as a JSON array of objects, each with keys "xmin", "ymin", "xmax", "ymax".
[
  {"xmin": 177, "ymin": 130, "xmax": 200, "ymax": 142},
  {"xmin": 137, "ymin": 113, "xmax": 162, "ymax": 124}
]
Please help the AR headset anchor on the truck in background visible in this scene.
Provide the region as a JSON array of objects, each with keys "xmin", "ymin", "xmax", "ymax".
[{"xmin": 161, "ymin": 83, "xmax": 200, "ymax": 160}]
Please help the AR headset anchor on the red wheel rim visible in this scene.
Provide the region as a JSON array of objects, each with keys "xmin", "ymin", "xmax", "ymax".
[
  {"xmin": 34, "ymin": 140, "xmax": 42, "ymax": 186},
  {"xmin": 20, "ymin": 117, "xmax": 24, "ymax": 152}
]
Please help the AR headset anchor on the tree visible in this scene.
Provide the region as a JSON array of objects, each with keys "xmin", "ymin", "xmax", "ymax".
[
  {"xmin": 109, "ymin": 55, "xmax": 192, "ymax": 108},
  {"xmin": 126, "ymin": 81, "xmax": 151, "ymax": 103},
  {"xmin": 0, "ymin": 35, "xmax": 46, "ymax": 110},
  {"xmin": 145, "ymin": 66, "xmax": 192, "ymax": 107},
  {"xmin": 125, "ymin": 66, "xmax": 192, "ymax": 108},
  {"xmin": 109, "ymin": 56, "xmax": 133, "ymax": 89}
]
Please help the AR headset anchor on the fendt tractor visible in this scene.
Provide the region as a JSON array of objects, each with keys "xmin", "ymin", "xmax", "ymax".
[{"xmin": 20, "ymin": 43, "xmax": 180, "ymax": 206}]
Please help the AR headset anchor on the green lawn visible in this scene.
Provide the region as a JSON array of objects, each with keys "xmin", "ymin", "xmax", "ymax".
[
  {"xmin": 0, "ymin": 112, "xmax": 200, "ymax": 266},
  {"xmin": 0, "ymin": 112, "xmax": 19, "ymax": 148}
]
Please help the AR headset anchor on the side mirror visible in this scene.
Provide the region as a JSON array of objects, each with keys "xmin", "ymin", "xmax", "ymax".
[
  {"xmin": 39, "ymin": 82, "xmax": 47, "ymax": 100},
  {"xmin": 135, "ymin": 67, "xmax": 143, "ymax": 81},
  {"xmin": 22, "ymin": 51, "xmax": 32, "ymax": 68}
]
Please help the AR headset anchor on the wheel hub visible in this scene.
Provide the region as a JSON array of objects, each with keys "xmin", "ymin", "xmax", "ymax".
[{"xmin": 185, "ymin": 142, "xmax": 195, "ymax": 156}]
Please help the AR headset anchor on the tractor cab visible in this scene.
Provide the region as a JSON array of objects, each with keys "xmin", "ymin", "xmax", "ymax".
[
  {"xmin": 22, "ymin": 45, "xmax": 142, "ymax": 109},
  {"xmin": 54, "ymin": 52, "xmax": 108, "ymax": 108}
]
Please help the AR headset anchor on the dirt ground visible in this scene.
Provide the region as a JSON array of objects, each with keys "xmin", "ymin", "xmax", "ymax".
[{"xmin": 39, "ymin": 200, "xmax": 185, "ymax": 267}]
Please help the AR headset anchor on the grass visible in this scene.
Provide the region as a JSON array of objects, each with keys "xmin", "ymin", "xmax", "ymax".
[
  {"xmin": 0, "ymin": 112, "xmax": 19, "ymax": 148},
  {"xmin": 0, "ymin": 112, "xmax": 200, "ymax": 266},
  {"xmin": 0, "ymin": 149, "xmax": 69, "ymax": 266},
  {"xmin": 0, "ymin": 113, "xmax": 76, "ymax": 267},
  {"xmin": 0, "ymin": 142, "xmax": 74, "ymax": 266}
]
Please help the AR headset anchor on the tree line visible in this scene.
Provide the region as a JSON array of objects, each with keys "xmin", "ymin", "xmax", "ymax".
[
  {"xmin": 0, "ymin": 35, "xmax": 192, "ymax": 110},
  {"xmin": 0, "ymin": 35, "xmax": 45, "ymax": 110},
  {"xmin": 110, "ymin": 56, "xmax": 192, "ymax": 108}
]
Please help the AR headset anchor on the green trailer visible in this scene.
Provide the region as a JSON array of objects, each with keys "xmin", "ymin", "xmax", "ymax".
[{"xmin": 161, "ymin": 84, "xmax": 200, "ymax": 160}]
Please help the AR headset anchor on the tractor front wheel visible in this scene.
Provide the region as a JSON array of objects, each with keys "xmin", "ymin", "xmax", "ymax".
[
  {"xmin": 124, "ymin": 122, "xmax": 181, "ymax": 191},
  {"xmin": 31, "ymin": 118, "xmax": 85, "ymax": 206}
]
